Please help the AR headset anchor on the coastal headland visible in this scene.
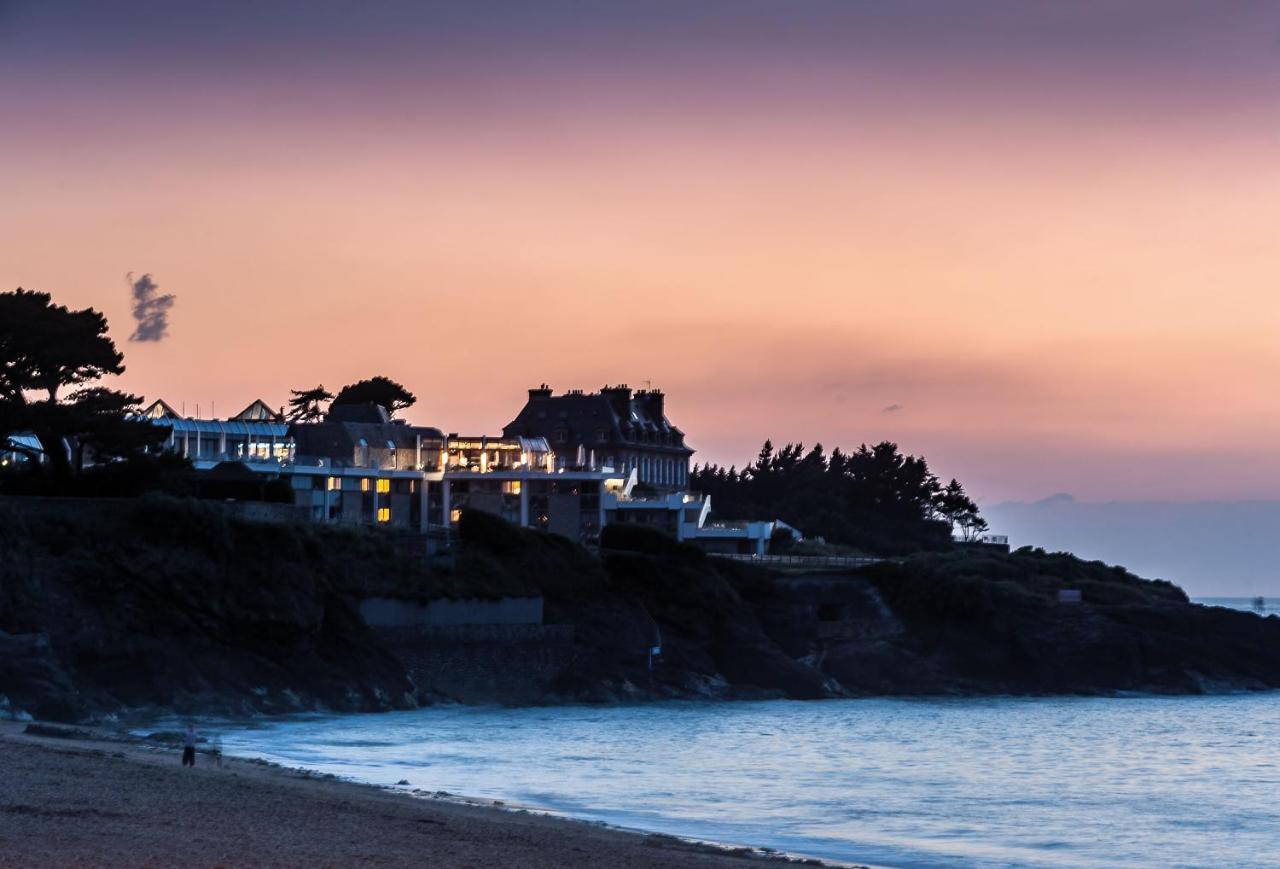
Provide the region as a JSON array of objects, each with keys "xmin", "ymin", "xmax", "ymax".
[
  {"xmin": 0, "ymin": 721, "xmax": 849, "ymax": 868},
  {"xmin": 6, "ymin": 496, "xmax": 1280, "ymax": 724}
]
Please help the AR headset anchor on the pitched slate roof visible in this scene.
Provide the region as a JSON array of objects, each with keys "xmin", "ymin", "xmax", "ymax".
[{"xmin": 502, "ymin": 386, "xmax": 691, "ymax": 455}]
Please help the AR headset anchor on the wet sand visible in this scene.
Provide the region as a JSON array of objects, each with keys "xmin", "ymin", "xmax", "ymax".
[{"xmin": 0, "ymin": 721, "xmax": 845, "ymax": 868}]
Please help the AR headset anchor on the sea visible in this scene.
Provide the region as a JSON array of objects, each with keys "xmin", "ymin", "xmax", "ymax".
[{"xmin": 175, "ymin": 598, "xmax": 1280, "ymax": 869}]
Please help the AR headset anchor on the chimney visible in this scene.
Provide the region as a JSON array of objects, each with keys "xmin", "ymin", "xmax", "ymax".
[
  {"xmin": 645, "ymin": 389, "xmax": 665, "ymax": 422},
  {"xmin": 600, "ymin": 383, "xmax": 632, "ymax": 419},
  {"xmin": 529, "ymin": 384, "xmax": 552, "ymax": 400}
]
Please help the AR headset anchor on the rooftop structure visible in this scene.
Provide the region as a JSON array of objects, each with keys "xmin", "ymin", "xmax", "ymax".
[
  {"xmin": 138, "ymin": 398, "xmax": 292, "ymax": 465},
  {"xmin": 503, "ymin": 384, "xmax": 693, "ymax": 490},
  {"xmin": 292, "ymin": 403, "xmax": 443, "ymax": 472}
]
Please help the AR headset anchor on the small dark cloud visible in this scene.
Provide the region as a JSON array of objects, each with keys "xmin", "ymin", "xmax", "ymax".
[
  {"xmin": 1032, "ymin": 492, "xmax": 1076, "ymax": 507},
  {"xmin": 881, "ymin": 403, "xmax": 903, "ymax": 413},
  {"xmin": 127, "ymin": 272, "xmax": 175, "ymax": 342}
]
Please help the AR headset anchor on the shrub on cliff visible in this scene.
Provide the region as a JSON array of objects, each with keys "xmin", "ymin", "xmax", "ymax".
[
  {"xmin": 600, "ymin": 523, "xmax": 707, "ymax": 567},
  {"xmin": 856, "ymin": 546, "xmax": 1189, "ymax": 627},
  {"xmin": 0, "ymin": 496, "xmax": 426, "ymax": 720},
  {"xmin": 457, "ymin": 508, "xmax": 609, "ymax": 601}
]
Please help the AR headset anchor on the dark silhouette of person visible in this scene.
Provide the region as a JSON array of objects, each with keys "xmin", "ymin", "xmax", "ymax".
[{"xmin": 182, "ymin": 723, "xmax": 198, "ymax": 767}]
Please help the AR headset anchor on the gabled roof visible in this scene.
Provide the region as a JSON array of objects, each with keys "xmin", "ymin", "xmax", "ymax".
[
  {"xmin": 140, "ymin": 399, "xmax": 180, "ymax": 420},
  {"xmin": 232, "ymin": 399, "xmax": 282, "ymax": 422}
]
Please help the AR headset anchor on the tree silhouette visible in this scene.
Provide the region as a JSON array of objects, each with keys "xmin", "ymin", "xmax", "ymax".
[
  {"xmin": 936, "ymin": 478, "xmax": 985, "ymax": 539},
  {"xmin": 690, "ymin": 438, "xmax": 980, "ymax": 555},
  {"xmin": 331, "ymin": 376, "xmax": 416, "ymax": 416},
  {"xmin": 285, "ymin": 385, "xmax": 333, "ymax": 423},
  {"xmin": 0, "ymin": 288, "xmax": 166, "ymax": 478}
]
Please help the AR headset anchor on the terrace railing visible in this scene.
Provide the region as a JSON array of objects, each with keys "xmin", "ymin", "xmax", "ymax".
[{"xmin": 707, "ymin": 553, "xmax": 886, "ymax": 569}]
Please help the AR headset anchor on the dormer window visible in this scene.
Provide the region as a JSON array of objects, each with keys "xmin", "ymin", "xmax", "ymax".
[
  {"xmin": 555, "ymin": 429, "xmax": 568, "ymax": 443},
  {"xmin": 595, "ymin": 428, "xmax": 607, "ymax": 443},
  {"xmin": 386, "ymin": 440, "xmax": 397, "ymax": 469},
  {"xmin": 356, "ymin": 438, "xmax": 369, "ymax": 467}
]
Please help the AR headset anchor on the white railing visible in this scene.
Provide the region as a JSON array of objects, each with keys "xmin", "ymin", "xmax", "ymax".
[{"xmin": 708, "ymin": 553, "xmax": 886, "ymax": 568}]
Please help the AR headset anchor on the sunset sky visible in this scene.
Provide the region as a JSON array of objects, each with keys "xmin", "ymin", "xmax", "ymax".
[{"xmin": 5, "ymin": 1, "xmax": 1280, "ymax": 504}]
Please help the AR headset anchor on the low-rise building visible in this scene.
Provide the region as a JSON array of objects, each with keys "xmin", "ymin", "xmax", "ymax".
[
  {"xmin": 140, "ymin": 400, "xmax": 618, "ymax": 543},
  {"xmin": 140, "ymin": 399, "xmax": 293, "ymax": 465},
  {"xmin": 603, "ymin": 486, "xmax": 775, "ymax": 556},
  {"xmin": 439, "ymin": 434, "xmax": 618, "ymax": 542}
]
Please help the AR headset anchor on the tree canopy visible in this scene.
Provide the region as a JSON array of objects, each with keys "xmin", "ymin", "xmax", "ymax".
[
  {"xmin": 690, "ymin": 439, "xmax": 986, "ymax": 555},
  {"xmin": 0, "ymin": 288, "xmax": 167, "ymax": 481},
  {"xmin": 285, "ymin": 385, "xmax": 333, "ymax": 423},
  {"xmin": 0, "ymin": 289, "xmax": 124, "ymax": 402},
  {"xmin": 331, "ymin": 376, "xmax": 416, "ymax": 416}
]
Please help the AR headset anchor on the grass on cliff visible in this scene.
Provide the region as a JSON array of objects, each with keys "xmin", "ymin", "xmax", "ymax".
[{"xmin": 856, "ymin": 545, "xmax": 1189, "ymax": 625}]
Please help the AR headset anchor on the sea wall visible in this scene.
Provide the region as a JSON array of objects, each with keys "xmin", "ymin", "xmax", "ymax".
[
  {"xmin": 359, "ymin": 596, "xmax": 544, "ymax": 628},
  {"xmin": 373, "ymin": 623, "xmax": 576, "ymax": 704}
]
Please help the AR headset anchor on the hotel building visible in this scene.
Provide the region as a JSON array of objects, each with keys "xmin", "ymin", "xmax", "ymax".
[{"xmin": 138, "ymin": 388, "xmax": 778, "ymax": 554}]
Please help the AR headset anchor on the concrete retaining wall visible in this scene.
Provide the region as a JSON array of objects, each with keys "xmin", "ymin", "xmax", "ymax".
[
  {"xmin": 358, "ymin": 596, "xmax": 544, "ymax": 628},
  {"xmin": 372, "ymin": 623, "xmax": 575, "ymax": 704}
]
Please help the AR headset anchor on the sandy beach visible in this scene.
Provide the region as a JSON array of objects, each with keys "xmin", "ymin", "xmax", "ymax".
[{"xmin": 0, "ymin": 721, "xmax": 841, "ymax": 868}]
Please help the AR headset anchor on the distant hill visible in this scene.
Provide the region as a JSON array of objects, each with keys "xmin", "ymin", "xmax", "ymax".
[{"xmin": 984, "ymin": 497, "xmax": 1280, "ymax": 597}]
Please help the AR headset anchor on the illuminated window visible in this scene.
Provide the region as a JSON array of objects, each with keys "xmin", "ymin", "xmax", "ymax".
[
  {"xmin": 504, "ymin": 481, "xmax": 522, "ymax": 495},
  {"xmin": 377, "ymin": 507, "xmax": 391, "ymax": 523},
  {"xmin": 376, "ymin": 479, "xmax": 390, "ymax": 494},
  {"xmin": 449, "ymin": 508, "xmax": 462, "ymax": 524},
  {"xmin": 327, "ymin": 476, "xmax": 341, "ymax": 491},
  {"xmin": 360, "ymin": 478, "xmax": 371, "ymax": 492}
]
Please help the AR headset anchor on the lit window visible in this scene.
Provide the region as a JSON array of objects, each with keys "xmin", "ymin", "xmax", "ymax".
[
  {"xmin": 504, "ymin": 481, "xmax": 522, "ymax": 495},
  {"xmin": 449, "ymin": 508, "xmax": 462, "ymax": 523},
  {"xmin": 327, "ymin": 476, "xmax": 341, "ymax": 491},
  {"xmin": 377, "ymin": 507, "xmax": 391, "ymax": 523},
  {"xmin": 360, "ymin": 478, "xmax": 371, "ymax": 492},
  {"xmin": 376, "ymin": 479, "xmax": 390, "ymax": 494}
]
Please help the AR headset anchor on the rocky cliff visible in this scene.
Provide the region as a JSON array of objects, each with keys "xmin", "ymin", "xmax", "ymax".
[
  {"xmin": 4, "ymin": 498, "xmax": 1280, "ymax": 723},
  {"xmin": 0, "ymin": 497, "xmax": 429, "ymax": 721}
]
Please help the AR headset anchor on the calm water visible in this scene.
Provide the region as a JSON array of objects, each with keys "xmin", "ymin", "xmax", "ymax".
[{"xmin": 193, "ymin": 695, "xmax": 1280, "ymax": 868}]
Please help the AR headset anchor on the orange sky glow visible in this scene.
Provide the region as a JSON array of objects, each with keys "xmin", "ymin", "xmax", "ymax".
[{"xmin": 4, "ymin": 1, "xmax": 1280, "ymax": 502}]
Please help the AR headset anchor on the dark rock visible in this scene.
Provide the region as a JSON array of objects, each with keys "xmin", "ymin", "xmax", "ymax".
[{"xmin": 23, "ymin": 723, "xmax": 93, "ymax": 740}]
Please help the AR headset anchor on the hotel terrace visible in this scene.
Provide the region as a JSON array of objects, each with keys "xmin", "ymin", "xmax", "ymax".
[{"xmin": 135, "ymin": 387, "xmax": 780, "ymax": 555}]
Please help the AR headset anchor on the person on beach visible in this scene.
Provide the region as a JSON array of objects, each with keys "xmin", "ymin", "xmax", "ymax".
[{"xmin": 182, "ymin": 723, "xmax": 198, "ymax": 767}]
